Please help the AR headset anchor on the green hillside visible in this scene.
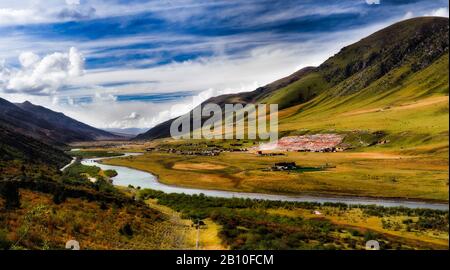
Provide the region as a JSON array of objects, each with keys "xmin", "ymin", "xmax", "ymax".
[
  {"xmin": 263, "ymin": 17, "xmax": 448, "ymax": 109},
  {"xmin": 136, "ymin": 17, "xmax": 449, "ymax": 147},
  {"xmin": 127, "ymin": 17, "xmax": 448, "ymax": 203},
  {"xmin": 278, "ymin": 52, "xmax": 449, "ymax": 153}
]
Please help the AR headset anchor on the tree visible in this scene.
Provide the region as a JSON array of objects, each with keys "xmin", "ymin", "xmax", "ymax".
[{"xmin": 0, "ymin": 182, "xmax": 20, "ymax": 209}]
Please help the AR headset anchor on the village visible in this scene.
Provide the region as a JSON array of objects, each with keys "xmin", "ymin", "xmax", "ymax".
[{"xmin": 143, "ymin": 133, "xmax": 350, "ymax": 157}]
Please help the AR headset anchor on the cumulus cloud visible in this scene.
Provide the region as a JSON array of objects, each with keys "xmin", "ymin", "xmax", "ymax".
[
  {"xmin": 105, "ymin": 111, "xmax": 143, "ymax": 129},
  {"xmin": 0, "ymin": 47, "xmax": 85, "ymax": 95},
  {"xmin": 125, "ymin": 112, "xmax": 141, "ymax": 120}
]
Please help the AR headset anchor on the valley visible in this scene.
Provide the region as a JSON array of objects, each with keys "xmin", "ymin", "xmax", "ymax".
[
  {"xmin": 99, "ymin": 144, "xmax": 448, "ymax": 202},
  {"xmin": 0, "ymin": 17, "xmax": 448, "ymax": 250}
]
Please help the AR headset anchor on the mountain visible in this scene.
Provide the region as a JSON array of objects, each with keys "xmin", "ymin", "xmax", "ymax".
[
  {"xmin": 134, "ymin": 66, "xmax": 315, "ymax": 140},
  {"xmin": 135, "ymin": 17, "xmax": 449, "ymax": 142},
  {"xmin": 103, "ymin": 127, "xmax": 149, "ymax": 137},
  {"xmin": 0, "ymin": 98, "xmax": 121, "ymax": 145},
  {"xmin": 0, "ymin": 124, "xmax": 70, "ymax": 169}
]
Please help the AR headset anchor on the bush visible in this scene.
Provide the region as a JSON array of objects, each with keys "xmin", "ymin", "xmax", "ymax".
[
  {"xmin": 0, "ymin": 182, "xmax": 21, "ymax": 209},
  {"xmin": 119, "ymin": 223, "xmax": 133, "ymax": 237},
  {"xmin": 104, "ymin": 170, "xmax": 118, "ymax": 178},
  {"xmin": 0, "ymin": 229, "xmax": 12, "ymax": 250}
]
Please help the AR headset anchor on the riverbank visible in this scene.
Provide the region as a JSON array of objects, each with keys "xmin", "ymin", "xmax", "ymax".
[
  {"xmin": 100, "ymin": 149, "xmax": 449, "ymax": 202},
  {"xmin": 80, "ymin": 153, "xmax": 448, "ymax": 210}
]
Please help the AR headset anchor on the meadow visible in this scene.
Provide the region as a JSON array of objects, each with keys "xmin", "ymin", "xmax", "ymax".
[{"xmin": 103, "ymin": 149, "xmax": 448, "ymax": 201}]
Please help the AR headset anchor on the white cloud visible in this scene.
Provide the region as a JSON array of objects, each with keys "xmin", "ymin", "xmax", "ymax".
[
  {"xmin": 1, "ymin": 47, "xmax": 85, "ymax": 95},
  {"xmin": 125, "ymin": 112, "xmax": 141, "ymax": 120},
  {"xmin": 0, "ymin": 1, "xmax": 96, "ymax": 26},
  {"xmin": 402, "ymin": 7, "xmax": 449, "ymax": 21},
  {"xmin": 0, "ymin": 59, "xmax": 11, "ymax": 87},
  {"xmin": 142, "ymin": 81, "xmax": 260, "ymax": 128},
  {"xmin": 19, "ymin": 51, "xmax": 40, "ymax": 68},
  {"xmin": 403, "ymin": 11, "xmax": 414, "ymax": 20},
  {"xmin": 365, "ymin": 0, "xmax": 380, "ymax": 5},
  {"xmin": 66, "ymin": 0, "xmax": 80, "ymax": 5},
  {"xmin": 0, "ymin": 8, "xmax": 47, "ymax": 25},
  {"xmin": 425, "ymin": 7, "xmax": 449, "ymax": 17}
]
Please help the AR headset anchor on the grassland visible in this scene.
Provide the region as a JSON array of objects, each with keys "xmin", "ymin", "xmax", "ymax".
[{"xmin": 103, "ymin": 149, "xmax": 448, "ymax": 201}]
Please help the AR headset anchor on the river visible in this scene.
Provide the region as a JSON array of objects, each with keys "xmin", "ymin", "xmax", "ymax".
[{"xmin": 79, "ymin": 153, "xmax": 449, "ymax": 210}]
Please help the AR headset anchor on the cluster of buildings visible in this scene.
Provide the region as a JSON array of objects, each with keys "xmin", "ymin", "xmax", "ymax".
[
  {"xmin": 146, "ymin": 146, "xmax": 248, "ymax": 156},
  {"xmin": 274, "ymin": 134, "xmax": 346, "ymax": 152},
  {"xmin": 257, "ymin": 151, "xmax": 286, "ymax": 156},
  {"xmin": 271, "ymin": 162, "xmax": 297, "ymax": 171}
]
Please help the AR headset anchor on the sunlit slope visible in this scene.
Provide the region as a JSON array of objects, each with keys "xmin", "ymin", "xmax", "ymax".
[
  {"xmin": 277, "ymin": 53, "xmax": 449, "ymax": 153},
  {"xmin": 135, "ymin": 17, "xmax": 449, "ymax": 143},
  {"xmin": 263, "ymin": 17, "xmax": 449, "ymax": 110}
]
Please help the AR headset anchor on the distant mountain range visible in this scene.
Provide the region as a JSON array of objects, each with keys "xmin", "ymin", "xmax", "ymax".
[
  {"xmin": 103, "ymin": 128, "xmax": 149, "ymax": 137},
  {"xmin": 0, "ymin": 98, "xmax": 121, "ymax": 146},
  {"xmin": 134, "ymin": 17, "xmax": 449, "ymax": 141}
]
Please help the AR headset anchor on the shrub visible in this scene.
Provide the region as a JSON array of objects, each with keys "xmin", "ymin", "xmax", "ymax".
[
  {"xmin": 119, "ymin": 223, "xmax": 133, "ymax": 237},
  {"xmin": 0, "ymin": 229, "xmax": 12, "ymax": 250}
]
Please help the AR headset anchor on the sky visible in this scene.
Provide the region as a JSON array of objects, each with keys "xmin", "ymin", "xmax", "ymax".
[{"xmin": 0, "ymin": 0, "xmax": 448, "ymax": 130}]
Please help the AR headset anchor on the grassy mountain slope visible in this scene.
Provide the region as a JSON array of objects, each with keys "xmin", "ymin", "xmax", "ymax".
[
  {"xmin": 135, "ymin": 17, "xmax": 449, "ymax": 147},
  {"xmin": 278, "ymin": 52, "xmax": 449, "ymax": 153},
  {"xmin": 263, "ymin": 17, "xmax": 448, "ymax": 108},
  {"xmin": 0, "ymin": 125, "xmax": 70, "ymax": 169}
]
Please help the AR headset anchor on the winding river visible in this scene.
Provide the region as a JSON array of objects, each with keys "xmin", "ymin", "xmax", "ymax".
[{"xmin": 79, "ymin": 153, "xmax": 448, "ymax": 210}]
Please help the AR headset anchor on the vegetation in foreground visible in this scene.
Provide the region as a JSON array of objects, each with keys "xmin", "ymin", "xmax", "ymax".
[
  {"xmin": 138, "ymin": 189, "xmax": 449, "ymax": 250},
  {"xmin": 0, "ymin": 147, "xmax": 192, "ymax": 249}
]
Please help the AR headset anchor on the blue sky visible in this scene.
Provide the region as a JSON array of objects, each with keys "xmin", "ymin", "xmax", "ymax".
[{"xmin": 0, "ymin": 0, "xmax": 448, "ymax": 129}]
